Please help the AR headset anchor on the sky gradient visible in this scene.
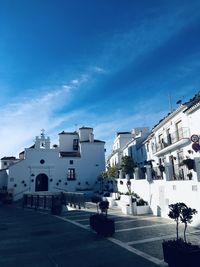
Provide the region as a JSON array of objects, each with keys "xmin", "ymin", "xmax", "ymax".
[{"xmin": 1, "ymin": 0, "xmax": 200, "ymax": 159}]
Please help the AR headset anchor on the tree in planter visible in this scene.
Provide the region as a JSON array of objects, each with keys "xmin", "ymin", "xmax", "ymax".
[
  {"xmin": 120, "ymin": 156, "xmax": 136, "ymax": 214},
  {"xmin": 180, "ymin": 205, "xmax": 197, "ymax": 243},
  {"xmin": 91, "ymin": 195, "xmax": 102, "ymax": 213},
  {"xmin": 168, "ymin": 202, "xmax": 186, "ymax": 241},
  {"xmin": 163, "ymin": 202, "xmax": 200, "ymax": 267},
  {"xmin": 99, "ymin": 200, "xmax": 109, "ymax": 216},
  {"xmin": 89, "ymin": 200, "xmax": 115, "ymax": 237},
  {"xmin": 121, "ymin": 156, "xmax": 135, "ymax": 178}
]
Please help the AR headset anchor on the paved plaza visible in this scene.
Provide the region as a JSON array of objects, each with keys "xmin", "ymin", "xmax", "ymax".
[{"xmin": 0, "ymin": 203, "xmax": 200, "ymax": 267}]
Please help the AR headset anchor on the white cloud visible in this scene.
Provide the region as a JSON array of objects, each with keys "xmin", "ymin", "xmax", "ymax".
[
  {"xmin": 92, "ymin": 66, "xmax": 106, "ymax": 74},
  {"xmin": 0, "ymin": 77, "xmax": 86, "ymax": 159},
  {"xmin": 70, "ymin": 79, "xmax": 79, "ymax": 85}
]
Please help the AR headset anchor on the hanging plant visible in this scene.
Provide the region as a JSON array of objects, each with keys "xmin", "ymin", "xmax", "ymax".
[
  {"xmin": 127, "ymin": 180, "xmax": 131, "ymax": 186},
  {"xmin": 187, "ymin": 172, "xmax": 193, "ymax": 180},
  {"xmin": 159, "ymin": 165, "xmax": 165, "ymax": 172},
  {"xmin": 182, "ymin": 159, "xmax": 195, "ymax": 170}
]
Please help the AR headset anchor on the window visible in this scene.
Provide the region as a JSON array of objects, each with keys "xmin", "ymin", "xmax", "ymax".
[
  {"xmin": 67, "ymin": 168, "xmax": 76, "ymax": 180},
  {"xmin": 69, "ymin": 160, "xmax": 73, "ymax": 165},
  {"xmin": 3, "ymin": 162, "xmax": 7, "ymax": 166},
  {"xmin": 146, "ymin": 143, "xmax": 149, "ymax": 152},
  {"xmin": 158, "ymin": 134, "xmax": 164, "ymax": 148},
  {"xmin": 73, "ymin": 139, "xmax": 79, "ymax": 150},
  {"xmin": 167, "ymin": 129, "xmax": 172, "ymax": 145}
]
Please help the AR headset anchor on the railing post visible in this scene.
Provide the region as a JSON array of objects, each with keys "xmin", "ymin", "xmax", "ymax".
[{"xmin": 44, "ymin": 195, "xmax": 46, "ymax": 209}]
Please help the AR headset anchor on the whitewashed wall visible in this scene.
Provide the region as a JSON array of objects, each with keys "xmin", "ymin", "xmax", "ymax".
[{"xmin": 116, "ymin": 177, "xmax": 200, "ymax": 227}]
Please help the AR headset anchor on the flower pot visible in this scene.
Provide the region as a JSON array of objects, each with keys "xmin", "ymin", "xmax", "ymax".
[
  {"xmin": 89, "ymin": 214, "xmax": 115, "ymax": 237},
  {"xmin": 162, "ymin": 239, "xmax": 200, "ymax": 267}
]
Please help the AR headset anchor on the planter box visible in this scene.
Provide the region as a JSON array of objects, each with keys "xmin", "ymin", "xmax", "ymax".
[
  {"xmin": 136, "ymin": 205, "xmax": 150, "ymax": 215},
  {"xmin": 89, "ymin": 214, "xmax": 115, "ymax": 237},
  {"xmin": 121, "ymin": 204, "xmax": 133, "ymax": 215},
  {"xmin": 162, "ymin": 240, "xmax": 200, "ymax": 267}
]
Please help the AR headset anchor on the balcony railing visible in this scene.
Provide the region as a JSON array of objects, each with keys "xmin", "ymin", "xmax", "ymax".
[
  {"xmin": 152, "ymin": 166, "xmax": 164, "ymax": 180},
  {"xmin": 152, "ymin": 127, "xmax": 190, "ymax": 153},
  {"xmin": 165, "ymin": 163, "xmax": 192, "ymax": 181}
]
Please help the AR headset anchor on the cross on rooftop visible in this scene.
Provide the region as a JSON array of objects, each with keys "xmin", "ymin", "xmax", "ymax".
[{"xmin": 41, "ymin": 129, "xmax": 45, "ymax": 136}]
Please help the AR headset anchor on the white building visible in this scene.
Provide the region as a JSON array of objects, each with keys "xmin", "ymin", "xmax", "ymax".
[
  {"xmin": 108, "ymin": 92, "xmax": 200, "ymax": 226},
  {"xmin": 0, "ymin": 127, "xmax": 105, "ymax": 201},
  {"xmin": 122, "ymin": 127, "xmax": 150, "ymax": 164},
  {"xmin": 107, "ymin": 131, "xmax": 132, "ymax": 168},
  {"xmin": 107, "ymin": 127, "xmax": 150, "ymax": 169}
]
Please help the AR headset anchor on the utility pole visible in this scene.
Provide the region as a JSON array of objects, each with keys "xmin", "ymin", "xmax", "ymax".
[{"xmin": 168, "ymin": 93, "xmax": 173, "ymax": 112}]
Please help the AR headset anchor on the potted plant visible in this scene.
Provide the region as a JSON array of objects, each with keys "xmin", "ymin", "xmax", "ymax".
[
  {"xmin": 162, "ymin": 202, "xmax": 200, "ymax": 267},
  {"xmin": 89, "ymin": 200, "xmax": 115, "ymax": 237},
  {"xmin": 121, "ymin": 155, "xmax": 135, "ymax": 179},
  {"xmin": 181, "ymin": 158, "xmax": 195, "ymax": 170}
]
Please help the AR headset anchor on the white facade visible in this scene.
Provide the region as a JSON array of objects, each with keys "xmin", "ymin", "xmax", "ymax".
[
  {"xmin": 122, "ymin": 127, "xmax": 150, "ymax": 165},
  {"xmin": 1, "ymin": 157, "xmax": 19, "ymax": 170},
  {"xmin": 108, "ymin": 92, "xmax": 200, "ymax": 226},
  {"xmin": 107, "ymin": 128, "xmax": 150, "ymax": 168},
  {"xmin": 0, "ymin": 127, "xmax": 105, "ymax": 200}
]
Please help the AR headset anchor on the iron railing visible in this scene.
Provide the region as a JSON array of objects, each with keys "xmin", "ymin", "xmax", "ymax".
[
  {"xmin": 152, "ymin": 127, "xmax": 190, "ymax": 153},
  {"xmin": 165, "ymin": 163, "xmax": 192, "ymax": 181}
]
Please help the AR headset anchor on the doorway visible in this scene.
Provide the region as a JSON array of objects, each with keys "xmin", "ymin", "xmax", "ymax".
[{"xmin": 35, "ymin": 173, "xmax": 48, "ymax": 192}]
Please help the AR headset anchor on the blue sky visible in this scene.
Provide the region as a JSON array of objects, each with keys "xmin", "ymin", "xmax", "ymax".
[{"xmin": 1, "ymin": 0, "xmax": 200, "ymax": 159}]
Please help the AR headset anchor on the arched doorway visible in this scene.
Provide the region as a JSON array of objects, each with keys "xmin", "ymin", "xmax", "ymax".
[{"xmin": 35, "ymin": 173, "xmax": 48, "ymax": 192}]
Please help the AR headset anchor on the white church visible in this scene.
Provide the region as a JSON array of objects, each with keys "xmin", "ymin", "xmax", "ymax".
[{"xmin": 0, "ymin": 127, "xmax": 105, "ymax": 201}]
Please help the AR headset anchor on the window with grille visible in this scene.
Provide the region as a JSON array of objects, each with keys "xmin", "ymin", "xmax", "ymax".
[{"xmin": 67, "ymin": 168, "xmax": 76, "ymax": 180}]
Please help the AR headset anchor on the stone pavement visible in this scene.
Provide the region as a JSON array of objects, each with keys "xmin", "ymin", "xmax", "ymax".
[{"xmin": 0, "ymin": 203, "xmax": 200, "ymax": 267}]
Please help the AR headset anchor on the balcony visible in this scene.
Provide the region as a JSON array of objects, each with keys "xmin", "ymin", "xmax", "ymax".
[
  {"xmin": 165, "ymin": 163, "xmax": 193, "ymax": 181},
  {"xmin": 153, "ymin": 127, "xmax": 190, "ymax": 156},
  {"xmin": 152, "ymin": 166, "xmax": 164, "ymax": 180}
]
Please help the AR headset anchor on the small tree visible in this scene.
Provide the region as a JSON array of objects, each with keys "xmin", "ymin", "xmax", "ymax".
[
  {"xmin": 180, "ymin": 206, "xmax": 197, "ymax": 242},
  {"xmin": 99, "ymin": 200, "xmax": 109, "ymax": 217},
  {"xmin": 168, "ymin": 202, "xmax": 186, "ymax": 241},
  {"xmin": 91, "ymin": 195, "xmax": 102, "ymax": 213},
  {"xmin": 107, "ymin": 166, "xmax": 119, "ymax": 178},
  {"xmin": 121, "ymin": 156, "xmax": 135, "ymax": 177}
]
